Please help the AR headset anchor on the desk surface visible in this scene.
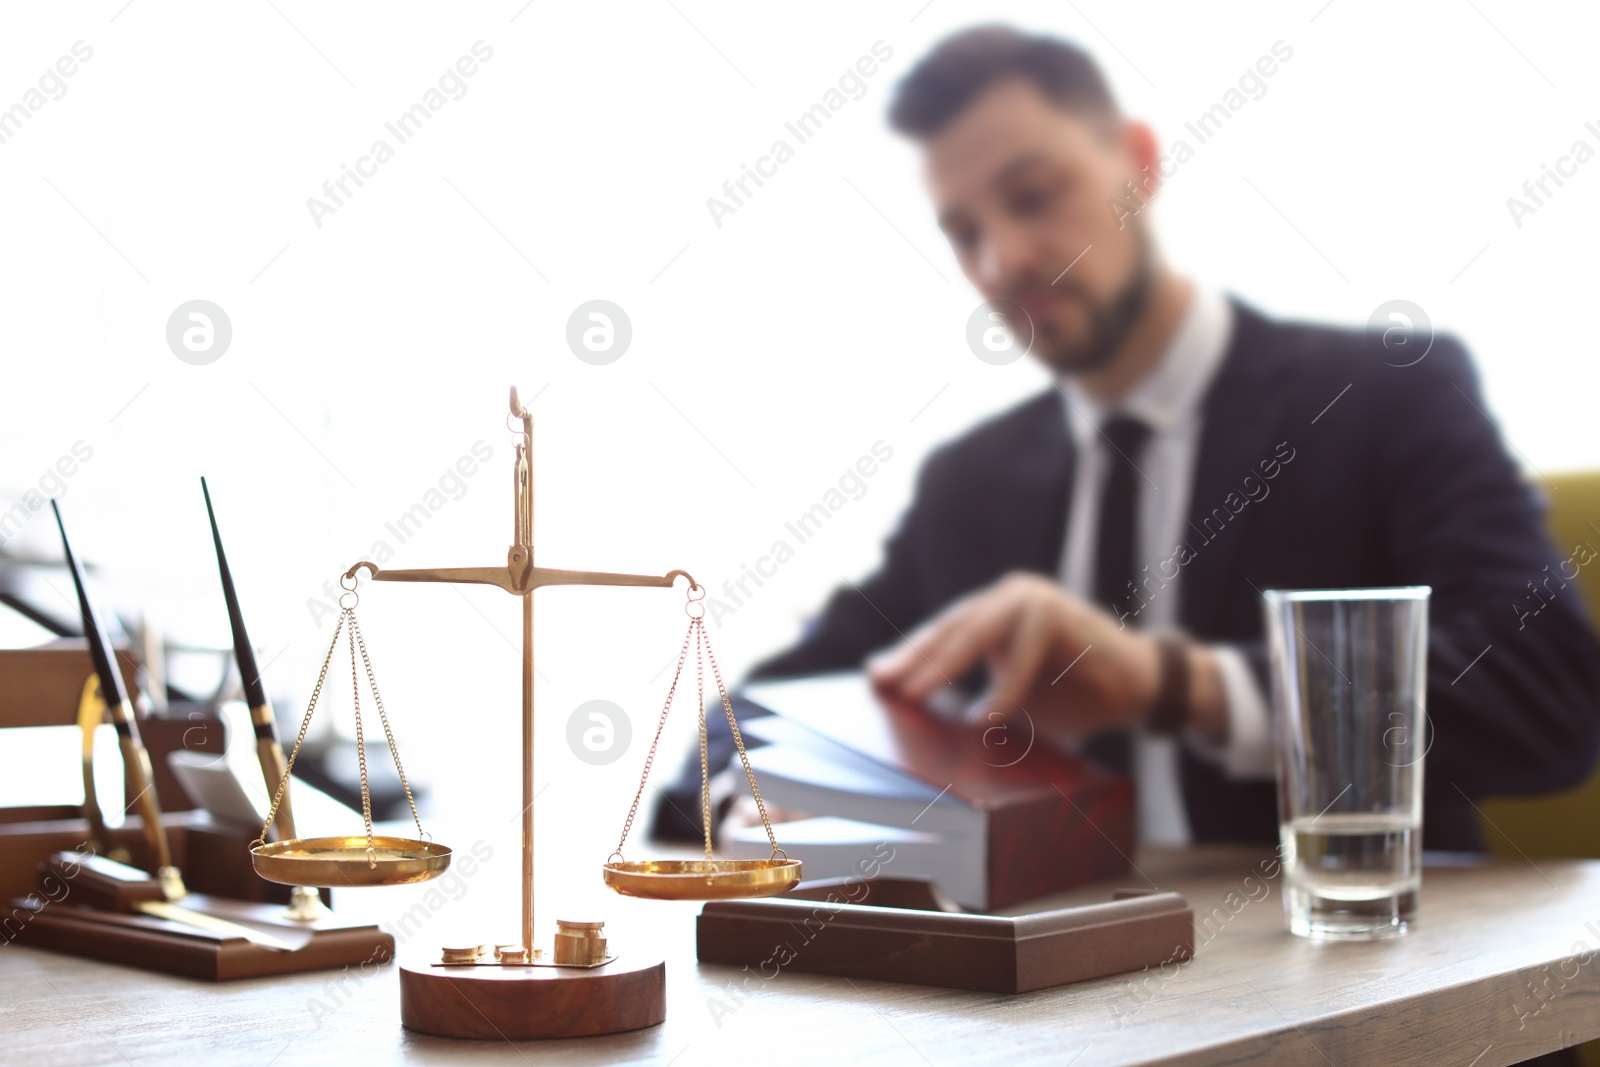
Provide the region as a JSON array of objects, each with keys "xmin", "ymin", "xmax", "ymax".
[{"xmin": 4, "ymin": 847, "xmax": 1598, "ymax": 1067}]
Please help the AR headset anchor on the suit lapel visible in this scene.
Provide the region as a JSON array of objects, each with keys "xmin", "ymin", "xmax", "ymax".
[
  {"xmin": 1180, "ymin": 300, "xmax": 1292, "ymax": 631},
  {"xmin": 998, "ymin": 390, "xmax": 1076, "ymax": 578}
]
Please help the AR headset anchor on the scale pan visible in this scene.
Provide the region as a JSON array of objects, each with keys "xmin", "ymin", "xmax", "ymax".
[
  {"xmin": 602, "ymin": 858, "xmax": 802, "ymax": 900},
  {"xmin": 253, "ymin": 835, "xmax": 452, "ymax": 888}
]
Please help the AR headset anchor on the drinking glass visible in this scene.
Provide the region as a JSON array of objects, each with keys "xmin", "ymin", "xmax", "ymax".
[{"xmin": 1263, "ymin": 586, "xmax": 1430, "ymax": 939}]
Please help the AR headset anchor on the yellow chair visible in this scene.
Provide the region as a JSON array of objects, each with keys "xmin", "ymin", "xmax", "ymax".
[{"xmin": 1477, "ymin": 471, "xmax": 1600, "ymax": 1066}]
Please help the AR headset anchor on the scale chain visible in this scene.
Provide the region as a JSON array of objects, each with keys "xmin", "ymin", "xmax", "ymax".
[
  {"xmin": 348, "ymin": 611, "xmax": 427, "ymax": 843},
  {"xmin": 696, "ymin": 618, "xmax": 711, "ymax": 861},
  {"xmin": 252, "ymin": 598, "xmax": 430, "ymax": 866},
  {"xmin": 609, "ymin": 604, "xmax": 781, "ymax": 863},
  {"xmin": 610, "ymin": 613, "xmax": 698, "ymax": 859},
  {"xmin": 346, "ymin": 618, "xmax": 376, "ymax": 865},
  {"xmin": 253, "ymin": 610, "xmax": 347, "ymax": 849},
  {"xmin": 699, "ymin": 619, "xmax": 779, "ymax": 855}
]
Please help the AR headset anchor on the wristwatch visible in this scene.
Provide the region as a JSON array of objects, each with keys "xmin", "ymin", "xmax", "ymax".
[{"xmin": 1147, "ymin": 636, "xmax": 1191, "ymax": 736}]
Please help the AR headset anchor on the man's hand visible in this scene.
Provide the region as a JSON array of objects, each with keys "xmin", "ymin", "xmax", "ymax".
[{"xmin": 864, "ymin": 572, "xmax": 1227, "ymax": 742}]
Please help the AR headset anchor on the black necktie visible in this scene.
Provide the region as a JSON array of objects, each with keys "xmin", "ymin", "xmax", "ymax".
[
  {"xmin": 1083, "ymin": 414, "xmax": 1152, "ymax": 777},
  {"xmin": 1092, "ymin": 415, "xmax": 1152, "ymax": 620}
]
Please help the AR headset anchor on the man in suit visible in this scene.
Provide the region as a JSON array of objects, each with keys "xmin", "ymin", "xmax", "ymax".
[{"xmin": 656, "ymin": 26, "xmax": 1600, "ymax": 857}]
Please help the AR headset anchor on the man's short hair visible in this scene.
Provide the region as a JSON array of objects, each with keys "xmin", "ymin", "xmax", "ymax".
[{"xmin": 889, "ymin": 25, "xmax": 1120, "ymax": 138}]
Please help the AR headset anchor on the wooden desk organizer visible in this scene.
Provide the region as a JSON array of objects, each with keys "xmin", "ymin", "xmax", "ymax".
[
  {"xmin": 11, "ymin": 888, "xmax": 393, "ymax": 981},
  {"xmin": 698, "ymin": 877, "xmax": 1194, "ymax": 994},
  {"xmin": 0, "ymin": 644, "xmax": 386, "ymax": 979}
]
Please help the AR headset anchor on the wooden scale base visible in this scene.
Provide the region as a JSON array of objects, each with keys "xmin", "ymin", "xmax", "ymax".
[{"xmin": 398, "ymin": 956, "xmax": 666, "ymax": 1039}]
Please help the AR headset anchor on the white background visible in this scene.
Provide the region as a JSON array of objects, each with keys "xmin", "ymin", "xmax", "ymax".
[{"xmin": 2, "ymin": 0, "xmax": 1597, "ymax": 908}]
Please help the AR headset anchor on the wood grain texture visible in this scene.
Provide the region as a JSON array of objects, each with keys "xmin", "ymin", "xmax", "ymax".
[
  {"xmin": 0, "ymin": 642, "xmax": 140, "ymax": 731},
  {"xmin": 3, "ymin": 847, "xmax": 1598, "ymax": 1066},
  {"xmin": 399, "ymin": 956, "xmax": 666, "ymax": 1040}
]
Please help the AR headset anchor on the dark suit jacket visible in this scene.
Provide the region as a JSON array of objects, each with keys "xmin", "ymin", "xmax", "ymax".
[{"xmin": 656, "ymin": 298, "xmax": 1600, "ymax": 852}]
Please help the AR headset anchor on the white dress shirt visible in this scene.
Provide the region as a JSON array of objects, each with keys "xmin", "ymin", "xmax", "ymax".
[{"xmin": 1055, "ymin": 286, "xmax": 1273, "ymax": 846}]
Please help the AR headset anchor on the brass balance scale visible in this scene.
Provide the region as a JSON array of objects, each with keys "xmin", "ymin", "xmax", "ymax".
[{"xmin": 249, "ymin": 387, "xmax": 799, "ymax": 1039}]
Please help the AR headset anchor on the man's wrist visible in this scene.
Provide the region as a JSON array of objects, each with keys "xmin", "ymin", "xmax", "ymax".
[
  {"xmin": 1184, "ymin": 642, "xmax": 1228, "ymax": 743},
  {"xmin": 1142, "ymin": 637, "xmax": 1228, "ymax": 742},
  {"xmin": 1146, "ymin": 637, "xmax": 1190, "ymax": 735}
]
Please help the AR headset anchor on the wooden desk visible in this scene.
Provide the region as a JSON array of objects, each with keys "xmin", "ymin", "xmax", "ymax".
[{"xmin": 3, "ymin": 847, "xmax": 1598, "ymax": 1066}]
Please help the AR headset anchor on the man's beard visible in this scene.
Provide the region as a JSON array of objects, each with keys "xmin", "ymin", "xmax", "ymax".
[{"xmin": 1031, "ymin": 233, "xmax": 1156, "ymax": 375}]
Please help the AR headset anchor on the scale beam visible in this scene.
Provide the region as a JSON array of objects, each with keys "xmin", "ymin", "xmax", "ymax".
[
  {"xmin": 364, "ymin": 564, "xmax": 519, "ymax": 593},
  {"xmin": 346, "ymin": 560, "xmax": 695, "ymax": 598},
  {"xmin": 531, "ymin": 566, "xmax": 695, "ymax": 592}
]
